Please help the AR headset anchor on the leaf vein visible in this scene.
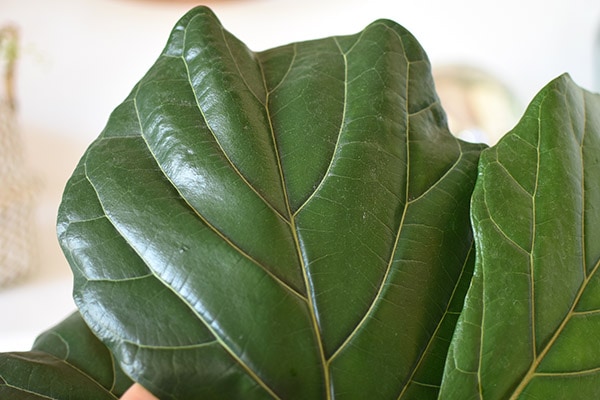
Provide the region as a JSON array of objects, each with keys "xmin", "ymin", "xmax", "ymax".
[
  {"xmin": 132, "ymin": 81, "xmax": 305, "ymax": 301},
  {"xmin": 177, "ymin": 28, "xmax": 290, "ymax": 223},
  {"xmin": 327, "ymin": 32, "xmax": 412, "ymax": 364},
  {"xmin": 396, "ymin": 245, "xmax": 475, "ymax": 399}
]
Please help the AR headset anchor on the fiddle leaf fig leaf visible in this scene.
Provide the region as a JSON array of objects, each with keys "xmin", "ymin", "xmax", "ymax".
[
  {"xmin": 0, "ymin": 312, "xmax": 132, "ymax": 399},
  {"xmin": 440, "ymin": 74, "xmax": 600, "ymax": 399},
  {"xmin": 56, "ymin": 6, "xmax": 483, "ymax": 399}
]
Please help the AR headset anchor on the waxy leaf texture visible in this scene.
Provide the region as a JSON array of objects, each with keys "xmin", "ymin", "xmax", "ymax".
[{"xmin": 56, "ymin": 6, "xmax": 483, "ymax": 399}]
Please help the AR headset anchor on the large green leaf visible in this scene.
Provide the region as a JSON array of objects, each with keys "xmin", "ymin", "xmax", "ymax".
[
  {"xmin": 0, "ymin": 312, "xmax": 132, "ymax": 399},
  {"xmin": 440, "ymin": 74, "xmax": 600, "ymax": 399},
  {"xmin": 55, "ymin": 6, "xmax": 484, "ymax": 399}
]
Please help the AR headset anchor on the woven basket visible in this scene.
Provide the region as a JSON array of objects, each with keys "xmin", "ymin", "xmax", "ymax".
[{"xmin": 0, "ymin": 25, "xmax": 38, "ymax": 287}]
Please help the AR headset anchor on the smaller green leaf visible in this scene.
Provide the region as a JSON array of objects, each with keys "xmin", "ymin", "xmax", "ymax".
[
  {"xmin": 0, "ymin": 312, "xmax": 132, "ymax": 399},
  {"xmin": 440, "ymin": 74, "xmax": 600, "ymax": 399}
]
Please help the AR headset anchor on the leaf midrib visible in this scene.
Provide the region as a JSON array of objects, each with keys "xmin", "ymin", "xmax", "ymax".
[
  {"xmin": 257, "ymin": 33, "xmax": 333, "ymax": 400},
  {"xmin": 508, "ymin": 88, "xmax": 598, "ymax": 399}
]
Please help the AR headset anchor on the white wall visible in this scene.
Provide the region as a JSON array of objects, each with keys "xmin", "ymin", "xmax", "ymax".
[{"xmin": 4, "ymin": 0, "xmax": 600, "ymax": 147}]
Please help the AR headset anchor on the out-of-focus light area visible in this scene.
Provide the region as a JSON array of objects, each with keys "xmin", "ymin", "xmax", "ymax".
[{"xmin": 1, "ymin": 0, "xmax": 599, "ymax": 351}]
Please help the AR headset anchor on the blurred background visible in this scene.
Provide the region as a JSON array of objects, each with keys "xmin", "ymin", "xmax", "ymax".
[{"xmin": 1, "ymin": 0, "xmax": 599, "ymax": 351}]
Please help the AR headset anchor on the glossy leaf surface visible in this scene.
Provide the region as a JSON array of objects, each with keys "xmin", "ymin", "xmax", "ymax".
[
  {"xmin": 440, "ymin": 75, "xmax": 600, "ymax": 399},
  {"xmin": 0, "ymin": 312, "xmax": 132, "ymax": 399},
  {"xmin": 56, "ymin": 6, "xmax": 483, "ymax": 399}
]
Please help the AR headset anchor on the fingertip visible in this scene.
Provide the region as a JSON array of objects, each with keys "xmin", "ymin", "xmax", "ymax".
[{"xmin": 120, "ymin": 383, "xmax": 159, "ymax": 400}]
